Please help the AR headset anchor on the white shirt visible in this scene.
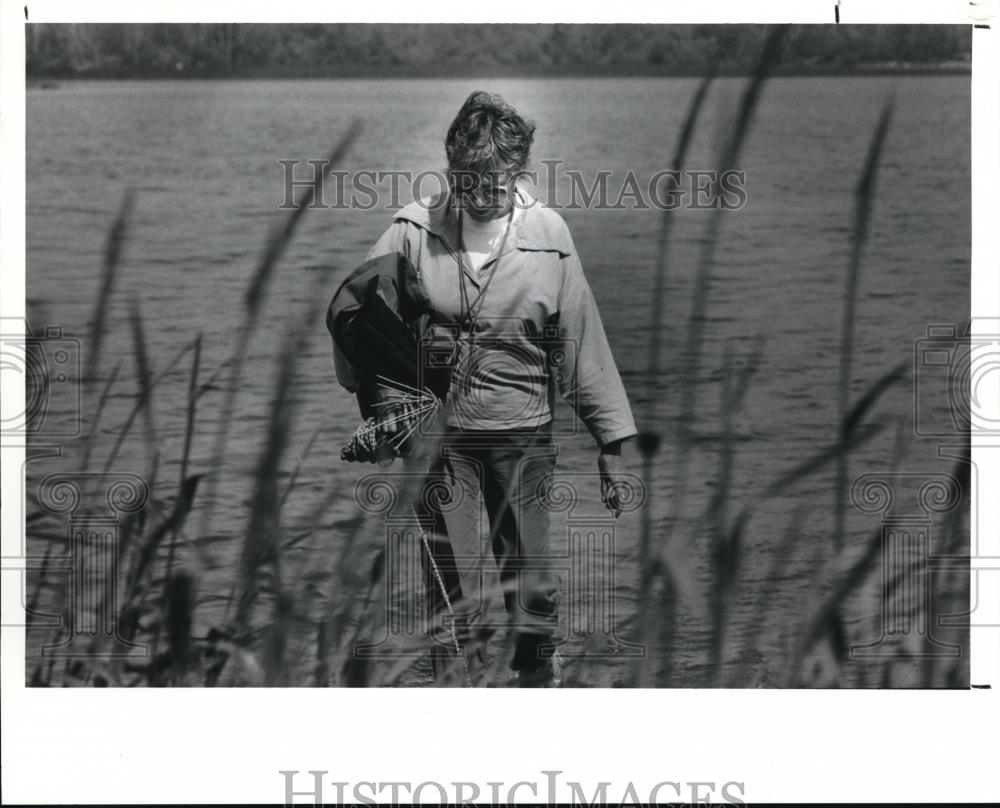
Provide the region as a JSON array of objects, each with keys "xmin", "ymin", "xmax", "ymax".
[{"xmin": 461, "ymin": 207, "xmax": 519, "ymax": 271}]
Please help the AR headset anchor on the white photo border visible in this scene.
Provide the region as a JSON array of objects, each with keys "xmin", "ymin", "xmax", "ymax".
[{"xmin": 2, "ymin": 1, "xmax": 997, "ymax": 803}]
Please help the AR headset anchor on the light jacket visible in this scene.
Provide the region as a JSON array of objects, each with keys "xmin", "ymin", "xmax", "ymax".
[{"xmin": 337, "ymin": 187, "xmax": 637, "ymax": 448}]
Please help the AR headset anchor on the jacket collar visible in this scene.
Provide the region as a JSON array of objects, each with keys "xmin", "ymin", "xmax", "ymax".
[{"xmin": 392, "ymin": 185, "xmax": 572, "ymax": 257}]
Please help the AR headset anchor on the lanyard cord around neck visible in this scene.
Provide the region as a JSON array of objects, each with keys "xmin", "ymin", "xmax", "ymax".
[{"xmin": 456, "ymin": 205, "xmax": 514, "ymax": 336}]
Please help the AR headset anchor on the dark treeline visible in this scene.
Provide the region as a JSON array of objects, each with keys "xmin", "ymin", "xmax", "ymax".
[{"xmin": 26, "ymin": 23, "xmax": 971, "ymax": 79}]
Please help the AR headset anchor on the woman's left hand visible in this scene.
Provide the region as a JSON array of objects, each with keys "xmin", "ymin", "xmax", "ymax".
[{"xmin": 598, "ymin": 441, "xmax": 630, "ymax": 519}]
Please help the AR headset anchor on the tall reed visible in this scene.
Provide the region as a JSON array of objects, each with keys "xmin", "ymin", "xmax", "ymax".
[
  {"xmin": 196, "ymin": 122, "xmax": 363, "ymax": 545},
  {"xmin": 637, "ymin": 26, "xmax": 787, "ymax": 687},
  {"xmin": 635, "ymin": 73, "xmax": 713, "ymax": 688},
  {"xmin": 83, "ymin": 189, "xmax": 134, "ymax": 387},
  {"xmin": 833, "ymin": 99, "xmax": 896, "ymax": 554}
]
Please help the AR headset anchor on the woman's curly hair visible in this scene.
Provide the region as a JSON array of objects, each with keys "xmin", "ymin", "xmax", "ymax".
[{"xmin": 445, "ymin": 91, "xmax": 536, "ymax": 181}]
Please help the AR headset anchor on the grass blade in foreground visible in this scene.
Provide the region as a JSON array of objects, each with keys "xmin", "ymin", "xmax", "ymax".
[
  {"xmin": 197, "ymin": 120, "xmax": 363, "ymax": 543},
  {"xmin": 833, "ymin": 98, "xmax": 895, "ymax": 554},
  {"xmin": 635, "ymin": 74, "xmax": 713, "ymax": 688}
]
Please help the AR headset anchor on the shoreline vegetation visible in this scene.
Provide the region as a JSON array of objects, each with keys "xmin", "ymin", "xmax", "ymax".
[{"xmin": 26, "ymin": 23, "xmax": 971, "ymax": 82}]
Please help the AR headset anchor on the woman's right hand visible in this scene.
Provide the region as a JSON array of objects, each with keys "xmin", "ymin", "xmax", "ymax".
[
  {"xmin": 375, "ymin": 399, "xmax": 420, "ymax": 458},
  {"xmin": 375, "ymin": 401, "xmax": 404, "ymax": 442}
]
